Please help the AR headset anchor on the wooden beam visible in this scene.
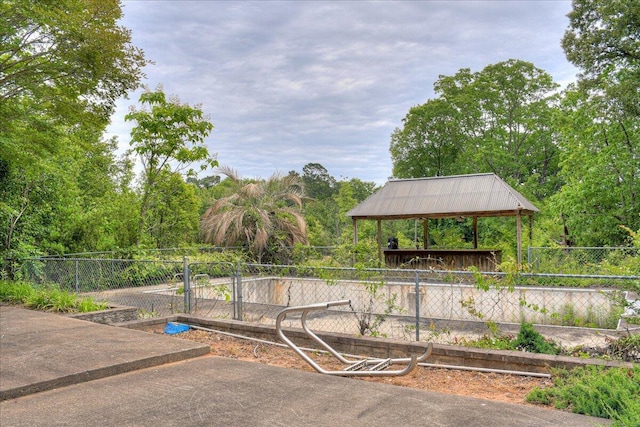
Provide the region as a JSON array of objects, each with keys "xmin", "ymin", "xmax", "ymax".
[
  {"xmin": 516, "ymin": 212, "xmax": 522, "ymax": 265},
  {"xmin": 423, "ymin": 219, "xmax": 429, "ymax": 249},
  {"xmin": 473, "ymin": 216, "xmax": 478, "ymax": 249},
  {"xmin": 377, "ymin": 219, "xmax": 382, "ymax": 264},
  {"xmin": 352, "ymin": 218, "xmax": 358, "ymax": 245}
]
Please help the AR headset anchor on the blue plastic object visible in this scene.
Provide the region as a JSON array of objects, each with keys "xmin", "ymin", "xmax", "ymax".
[{"xmin": 164, "ymin": 322, "xmax": 190, "ymax": 335}]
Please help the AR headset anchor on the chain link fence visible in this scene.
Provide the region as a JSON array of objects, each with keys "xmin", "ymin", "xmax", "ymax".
[
  {"xmin": 528, "ymin": 247, "xmax": 640, "ymax": 276},
  {"xmin": 236, "ymin": 263, "xmax": 638, "ymax": 349},
  {"xmin": 20, "ymin": 257, "xmax": 639, "ymax": 356}
]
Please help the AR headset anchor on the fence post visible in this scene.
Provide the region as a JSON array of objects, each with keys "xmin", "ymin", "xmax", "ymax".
[
  {"xmin": 415, "ymin": 268, "xmax": 420, "ymax": 341},
  {"xmin": 235, "ymin": 261, "xmax": 243, "ymax": 320},
  {"xmin": 183, "ymin": 257, "xmax": 191, "ymax": 313},
  {"xmin": 74, "ymin": 259, "xmax": 79, "ymax": 293},
  {"xmin": 231, "ymin": 265, "xmax": 237, "ymax": 320}
]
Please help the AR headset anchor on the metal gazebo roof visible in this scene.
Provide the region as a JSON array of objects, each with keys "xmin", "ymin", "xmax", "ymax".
[
  {"xmin": 346, "ymin": 173, "xmax": 539, "ymax": 220},
  {"xmin": 346, "ymin": 173, "xmax": 539, "ymax": 265}
]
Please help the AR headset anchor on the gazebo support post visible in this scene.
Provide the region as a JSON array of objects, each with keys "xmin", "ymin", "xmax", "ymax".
[
  {"xmin": 423, "ymin": 219, "xmax": 428, "ymax": 249},
  {"xmin": 377, "ymin": 219, "xmax": 382, "ymax": 264},
  {"xmin": 516, "ymin": 212, "xmax": 523, "ymax": 265},
  {"xmin": 352, "ymin": 218, "xmax": 358, "ymax": 245},
  {"xmin": 473, "ymin": 217, "xmax": 478, "ymax": 249},
  {"xmin": 352, "ymin": 219, "xmax": 358, "ymax": 266}
]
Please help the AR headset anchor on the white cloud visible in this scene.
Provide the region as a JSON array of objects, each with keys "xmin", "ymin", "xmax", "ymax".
[{"xmin": 108, "ymin": 0, "xmax": 578, "ymax": 186}]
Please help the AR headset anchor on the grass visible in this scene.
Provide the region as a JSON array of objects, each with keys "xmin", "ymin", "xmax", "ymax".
[
  {"xmin": 459, "ymin": 322, "xmax": 561, "ymax": 355},
  {"xmin": 0, "ymin": 280, "xmax": 108, "ymax": 313},
  {"xmin": 526, "ymin": 365, "xmax": 640, "ymax": 426}
]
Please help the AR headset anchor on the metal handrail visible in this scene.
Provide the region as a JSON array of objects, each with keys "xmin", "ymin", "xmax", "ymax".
[{"xmin": 275, "ymin": 300, "xmax": 432, "ymax": 377}]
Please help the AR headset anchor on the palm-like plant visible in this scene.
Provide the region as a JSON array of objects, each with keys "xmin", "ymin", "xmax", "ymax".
[{"xmin": 200, "ymin": 166, "xmax": 308, "ymax": 263}]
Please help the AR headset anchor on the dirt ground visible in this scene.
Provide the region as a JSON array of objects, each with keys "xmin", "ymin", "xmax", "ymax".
[{"xmin": 170, "ymin": 329, "xmax": 553, "ymax": 407}]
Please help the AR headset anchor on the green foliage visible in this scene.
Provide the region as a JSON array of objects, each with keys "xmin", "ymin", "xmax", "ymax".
[
  {"xmin": 200, "ymin": 166, "xmax": 308, "ymax": 264},
  {"xmin": 25, "ymin": 287, "xmax": 76, "ymax": 312},
  {"xmin": 459, "ymin": 322, "xmax": 560, "ymax": 355},
  {"xmin": 462, "ymin": 262, "xmax": 523, "ymax": 321},
  {"xmin": 456, "ymin": 322, "xmax": 515, "ymax": 350},
  {"xmin": 113, "ymin": 262, "xmax": 182, "ymax": 289},
  {"xmin": 0, "ymin": 281, "xmax": 108, "ymax": 312},
  {"xmin": 390, "ymin": 99, "xmax": 463, "ymax": 178},
  {"xmin": 551, "ymin": 0, "xmax": 640, "ymax": 246},
  {"xmin": 457, "ymin": 335, "xmax": 515, "ymax": 351},
  {"xmin": 385, "ymin": 0, "xmax": 639, "ymax": 251},
  {"xmin": 355, "ymin": 293, "xmax": 402, "ymax": 337},
  {"xmin": 549, "ymin": 88, "xmax": 640, "ymax": 246},
  {"xmin": 526, "ymin": 365, "xmax": 640, "ymax": 425},
  {"xmin": 301, "ymin": 163, "xmax": 337, "ymax": 201},
  {"xmin": 2, "ymin": 0, "xmax": 638, "ymax": 291},
  {"xmin": 392, "ymin": 59, "xmax": 561, "ymax": 201},
  {"xmin": 75, "ymin": 297, "xmax": 108, "ymax": 313},
  {"xmin": 427, "ymin": 221, "xmax": 470, "ymax": 249},
  {"xmin": 305, "ymin": 176, "xmax": 378, "ymax": 248},
  {"xmin": 562, "ymin": 0, "xmax": 640, "ymax": 118},
  {"xmin": 512, "ymin": 322, "xmax": 560, "ymax": 355},
  {"xmin": 329, "ymin": 239, "xmax": 380, "ymax": 268},
  {"xmin": 125, "ymin": 87, "xmax": 216, "ymax": 246},
  {"xmin": 0, "ymin": 281, "xmax": 34, "ymax": 303},
  {"xmin": 1, "ymin": 0, "xmax": 148, "ymax": 165},
  {"xmin": 144, "ymin": 171, "xmax": 201, "ymax": 247},
  {"xmin": 546, "ymin": 303, "xmax": 622, "ymax": 330},
  {"xmin": 1, "ymin": 0, "xmax": 149, "ymax": 263}
]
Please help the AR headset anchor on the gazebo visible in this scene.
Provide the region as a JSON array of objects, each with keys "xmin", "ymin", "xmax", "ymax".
[{"xmin": 346, "ymin": 173, "xmax": 539, "ymax": 271}]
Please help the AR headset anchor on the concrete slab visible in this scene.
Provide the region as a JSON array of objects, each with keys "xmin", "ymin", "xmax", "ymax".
[
  {"xmin": 0, "ymin": 306, "xmax": 611, "ymax": 426},
  {"xmin": 0, "ymin": 306, "xmax": 209, "ymax": 400},
  {"xmin": 1, "ymin": 357, "xmax": 609, "ymax": 427}
]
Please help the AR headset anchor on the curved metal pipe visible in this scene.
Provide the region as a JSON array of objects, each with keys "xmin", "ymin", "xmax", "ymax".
[
  {"xmin": 186, "ymin": 324, "xmax": 550, "ymax": 378},
  {"xmin": 275, "ymin": 300, "xmax": 431, "ymax": 377}
]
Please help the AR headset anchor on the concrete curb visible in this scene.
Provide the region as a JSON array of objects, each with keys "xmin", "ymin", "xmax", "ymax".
[
  {"xmin": 121, "ymin": 314, "xmax": 634, "ymax": 374},
  {"xmin": 0, "ymin": 346, "xmax": 210, "ymax": 401},
  {"xmin": 0, "ymin": 306, "xmax": 210, "ymax": 401}
]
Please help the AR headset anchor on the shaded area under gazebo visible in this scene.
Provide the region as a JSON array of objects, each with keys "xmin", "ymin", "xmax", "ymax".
[{"xmin": 346, "ymin": 173, "xmax": 539, "ymax": 271}]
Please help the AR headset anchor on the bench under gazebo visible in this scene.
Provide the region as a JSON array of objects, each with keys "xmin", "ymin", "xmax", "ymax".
[{"xmin": 346, "ymin": 173, "xmax": 539, "ymax": 271}]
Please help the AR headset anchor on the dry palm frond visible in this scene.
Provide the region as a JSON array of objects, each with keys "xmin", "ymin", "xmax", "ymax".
[{"xmin": 200, "ymin": 167, "xmax": 309, "ymax": 256}]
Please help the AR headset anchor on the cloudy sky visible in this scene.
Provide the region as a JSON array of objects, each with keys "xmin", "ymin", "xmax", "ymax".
[{"xmin": 107, "ymin": 0, "xmax": 578, "ymax": 185}]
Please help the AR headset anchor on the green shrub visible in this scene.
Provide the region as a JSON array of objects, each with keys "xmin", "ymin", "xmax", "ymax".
[
  {"xmin": 526, "ymin": 365, "xmax": 640, "ymax": 426},
  {"xmin": 75, "ymin": 297, "xmax": 109, "ymax": 313},
  {"xmin": 1, "ymin": 281, "xmax": 108, "ymax": 313},
  {"xmin": 457, "ymin": 334, "xmax": 515, "ymax": 350},
  {"xmin": 25, "ymin": 286, "xmax": 78, "ymax": 312},
  {"xmin": 512, "ymin": 322, "xmax": 561, "ymax": 355},
  {"xmin": 0, "ymin": 281, "xmax": 36, "ymax": 303},
  {"xmin": 457, "ymin": 322, "xmax": 562, "ymax": 355}
]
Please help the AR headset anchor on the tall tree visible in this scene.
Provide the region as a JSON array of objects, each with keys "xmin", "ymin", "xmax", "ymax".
[
  {"xmin": 562, "ymin": 0, "xmax": 640, "ymax": 117},
  {"xmin": 391, "ymin": 60, "xmax": 562, "ymax": 200},
  {"xmin": 1, "ymin": 0, "xmax": 147, "ymax": 267},
  {"xmin": 334, "ymin": 178, "xmax": 378, "ymax": 242},
  {"xmin": 299, "ymin": 163, "xmax": 340, "ymax": 246},
  {"xmin": 551, "ymin": 88, "xmax": 639, "ymax": 246},
  {"xmin": 549, "ymin": 0, "xmax": 640, "ymax": 245},
  {"xmin": 125, "ymin": 87, "xmax": 216, "ymax": 245},
  {"xmin": 301, "ymin": 163, "xmax": 337, "ymax": 201},
  {"xmin": 145, "ymin": 171, "xmax": 200, "ymax": 247},
  {"xmin": 390, "ymin": 99, "xmax": 463, "ymax": 178},
  {"xmin": 61, "ymin": 139, "xmax": 139, "ymax": 252},
  {"xmin": 1, "ymin": 0, "xmax": 148, "ymax": 165},
  {"xmin": 439, "ymin": 60, "xmax": 561, "ymax": 198},
  {"xmin": 200, "ymin": 166, "xmax": 308, "ymax": 263}
]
